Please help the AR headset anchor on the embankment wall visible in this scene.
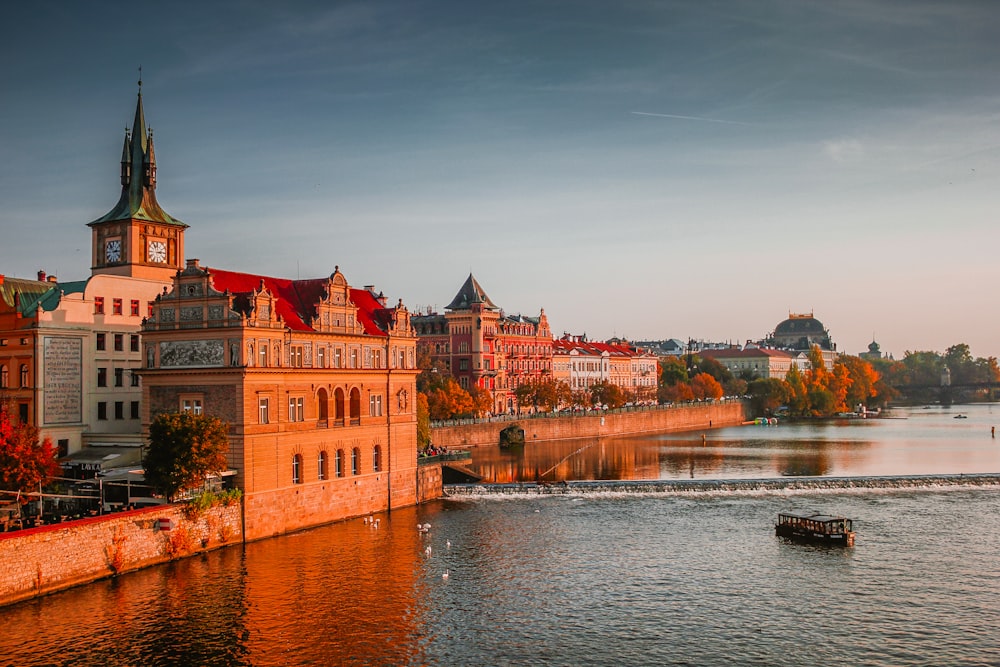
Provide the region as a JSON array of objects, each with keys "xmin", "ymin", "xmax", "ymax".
[
  {"xmin": 0, "ymin": 503, "xmax": 241, "ymax": 608},
  {"xmin": 431, "ymin": 402, "xmax": 746, "ymax": 449}
]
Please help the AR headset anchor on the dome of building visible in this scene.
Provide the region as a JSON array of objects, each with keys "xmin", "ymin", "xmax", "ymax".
[{"xmin": 770, "ymin": 312, "xmax": 833, "ymax": 351}]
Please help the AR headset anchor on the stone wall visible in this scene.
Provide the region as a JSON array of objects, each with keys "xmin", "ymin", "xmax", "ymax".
[
  {"xmin": 417, "ymin": 461, "xmax": 443, "ymax": 504},
  {"xmin": 431, "ymin": 401, "xmax": 746, "ymax": 449},
  {"xmin": 0, "ymin": 503, "xmax": 242, "ymax": 608}
]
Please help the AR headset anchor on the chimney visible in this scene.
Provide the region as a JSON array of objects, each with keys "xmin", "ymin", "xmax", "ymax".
[{"xmin": 37, "ymin": 270, "xmax": 46, "ymax": 282}]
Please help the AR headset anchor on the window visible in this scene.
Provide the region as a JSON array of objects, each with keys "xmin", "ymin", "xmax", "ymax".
[
  {"xmin": 351, "ymin": 447, "xmax": 359, "ymax": 475},
  {"xmin": 181, "ymin": 398, "xmax": 203, "ymax": 415},
  {"xmin": 318, "ymin": 451, "xmax": 328, "ymax": 481},
  {"xmin": 258, "ymin": 397, "xmax": 269, "ymax": 424},
  {"xmin": 292, "ymin": 454, "xmax": 302, "ymax": 484},
  {"xmin": 96, "ymin": 333, "xmax": 106, "ymax": 351},
  {"xmin": 97, "ymin": 367, "xmax": 107, "ymax": 387},
  {"xmin": 0, "ymin": 365, "xmax": 6, "ymax": 388},
  {"xmin": 373, "ymin": 445, "xmax": 382, "ymax": 472},
  {"xmin": 317, "ymin": 347, "xmax": 326, "ymax": 368},
  {"xmin": 113, "ymin": 298, "xmax": 123, "ymax": 315},
  {"xmin": 94, "ymin": 297, "xmax": 104, "ymax": 314},
  {"xmin": 114, "ymin": 334, "xmax": 123, "ymax": 352},
  {"xmin": 334, "ymin": 348, "xmax": 343, "ymax": 368},
  {"xmin": 290, "ymin": 346, "xmax": 303, "ymax": 368},
  {"xmin": 288, "ymin": 397, "xmax": 304, "ymax": 422},
  {"xmin": 19, "ymin": 364, "xmax": 28, "ymax": 388},
  {"xmin": 18, "ymin": 404, "xmax": 28, "ymax": 424},
  {"xmin": 131, "ymin": 372, "xmax": 140, "ymax": 387},
  {"xmin": 113, "ymin": 367, "xmax": 124, "ymax": 387},
  {"xmin": 130, "ymin": 300, "xmax": 140, "ymax": 317},
  {"xmin": 336, "ymin": 450, "xmax": 344, "ymax": 477},
  {"xmin": 114, "ymin": 401, "xmax": 124, "ymax": 420},
  {"xmin": 350, "ymin": 348, "xmax": 358, "ymax": 368},
  {"xmin": 130, "ymin": 335, "xmax": 140, "ymax": 352},
  {"xmin": 148, "ymin": 302, "xmax": 154, "ymax": 318},
  {"xmin": 369, "ymin": 394, "xmax": 383, "ymax": 417},
  {"xmin": 97, "ymin": 402, "xmax": 108, "ymax": 420},
  {"xmin": 130, "ymin": 401, "xmax": 140, "ymax": 419},
  {"xmin": 259, "ymin": 345, "xmax": 268, "ymax": 367}
]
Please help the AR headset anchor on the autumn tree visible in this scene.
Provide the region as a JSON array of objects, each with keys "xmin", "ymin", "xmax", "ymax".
[
  {"xmin": 416, "ymin": 393, "xmax": 431, "ymax": 449},
  {"xmin": 0, "ymin": 405, "xmax": 60, "ymax": 497},
  {"xmin": 690, "ymin": 373, "xmax": 724, "ymax": 400},
  {"xmin": 144, "ymin": 412, "xmax": 230, "ymax": 501},
  {"xmin": 427, "ymin": 377, "xmax": 475, "ymax": 420},
  {"xmin": 591, "ymin": 381, "xmax": 627, "ymax": 409},
  {"xmin": 838, "ymin": 355, "xmax": 881, "ymax": 409}
]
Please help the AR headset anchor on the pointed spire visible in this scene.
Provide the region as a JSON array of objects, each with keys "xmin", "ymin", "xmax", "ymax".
[
  {"xmin": 445, "ymin": 273, "xmax": 499, "ymax": 311},
  {"xmin": 89, "ymin": 75, "xmax": 185, "ymax": 228}
]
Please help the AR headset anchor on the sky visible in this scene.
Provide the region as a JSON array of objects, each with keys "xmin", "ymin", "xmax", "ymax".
[{"xmin": 2, "ymin": 0, "xmax": 999, "ymax": 360}]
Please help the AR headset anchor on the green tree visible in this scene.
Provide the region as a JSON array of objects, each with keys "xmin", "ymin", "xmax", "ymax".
[
  {"xmin": 747, "ymin": 378, "xmax": 790, "ymax": 416},
  {"xmin": 416, "ymin": 393, "xmax": 431, "ymax": 449},
  {"xmin": 144, "ymin": 412, "xmax": 230, "ymax": 501},
  {"xmin": 0, "ymin": 404, "xmax": 60, "ymax": 497}
]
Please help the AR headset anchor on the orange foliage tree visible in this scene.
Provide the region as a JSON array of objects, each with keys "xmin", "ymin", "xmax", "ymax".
[
  {"xmin": 0, "ymin": 405, "xmax": 60, "ymax": 497},
  {"xmin": 690, "ymin": 373, "xmax": 724, "ymax": 400}
]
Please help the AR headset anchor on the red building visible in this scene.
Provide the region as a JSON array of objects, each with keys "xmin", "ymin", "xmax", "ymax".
[{"xmin": 413, "ymin": 274, "xmax": 553, "ymax": 414}]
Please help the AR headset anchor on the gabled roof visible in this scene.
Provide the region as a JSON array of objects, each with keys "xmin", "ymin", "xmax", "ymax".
[
  {"xmin": 445, "ymin": 273, "xmax": 498, "ymax": 311},
  {"xmin": 206, "ymin": 267, "xmax": 390, "ymax": 335}
]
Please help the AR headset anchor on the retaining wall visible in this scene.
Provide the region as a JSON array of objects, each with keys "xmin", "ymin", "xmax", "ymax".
[
  {"xmin": 0, "ymin": 503, "xmax": 242, "ymax": 608},
  {"xmin": 431, "ymin": 401, "xmax": 746, "ymax": 449}
]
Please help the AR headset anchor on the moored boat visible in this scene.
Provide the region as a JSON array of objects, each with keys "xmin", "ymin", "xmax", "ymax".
[{"xmin": 775, "ymin": 511, "xmax": 855, "ymax": 546}]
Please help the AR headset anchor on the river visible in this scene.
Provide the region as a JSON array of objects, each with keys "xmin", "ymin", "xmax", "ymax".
[{"xmin": 2, "ymin": 404, "xmax": 999, "ymax": 666}]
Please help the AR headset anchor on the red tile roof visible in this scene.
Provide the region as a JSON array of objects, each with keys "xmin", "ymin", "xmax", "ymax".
[{"xmin": 206, "ymin": 267, "xmax": 389, "ymax": 335}]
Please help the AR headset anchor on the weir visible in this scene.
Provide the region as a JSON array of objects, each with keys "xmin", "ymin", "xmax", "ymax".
[{"xmin": 444, "ymin": 473, "xmax": 1000, "ymax": 497}]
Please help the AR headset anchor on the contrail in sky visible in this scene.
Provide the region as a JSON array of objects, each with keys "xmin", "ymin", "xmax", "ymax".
[{"xmin": 631, "ymin": 111, "xmax": 752, "ymax": 126}]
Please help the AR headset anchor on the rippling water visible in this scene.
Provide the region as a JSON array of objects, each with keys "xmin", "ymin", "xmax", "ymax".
[{"xmin": 3, "ymin": 405, "xmax": 999, "ymax": 666}]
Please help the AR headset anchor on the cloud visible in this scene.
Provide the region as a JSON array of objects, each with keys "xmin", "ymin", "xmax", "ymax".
[
  {"xmin": 630, "ymin": 111, "xmax": 752, "ymax": 126},
  {"xmin": 822, "ymin": 138, "xmax": 864, "ymax": 163}
]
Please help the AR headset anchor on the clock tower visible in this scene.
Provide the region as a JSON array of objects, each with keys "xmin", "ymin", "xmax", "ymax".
[{"xmin": 88, "ymin": 78, "xmax": 187, "ymax": 280}]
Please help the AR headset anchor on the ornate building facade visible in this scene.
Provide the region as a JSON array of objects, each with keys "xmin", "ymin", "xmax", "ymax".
[
  {"xmin": 413, "ymin": 274, "xmax": 553, "ymax": 414},
  {"xmin": 552, "ymin": 335, "xmax": 659, "ymax": 403},
  {"xmin": 140, "ymin": 261, "xmax": 420, "ymax": 539}
]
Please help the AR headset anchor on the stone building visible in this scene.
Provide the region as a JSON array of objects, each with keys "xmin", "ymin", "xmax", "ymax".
[
  {"xmin": 413, "ymin": 274, "xmax": 553, "ymax": 414},
  {"xmin": 552, "ymin": 335, "xmax": 659, "ymax": 403},
  {"xmin": 140, "ymin": 261, "xmax": 421, "ymax": 540}
]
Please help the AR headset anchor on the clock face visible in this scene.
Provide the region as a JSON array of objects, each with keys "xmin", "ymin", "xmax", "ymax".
[
  {"xmin": 148, "ymin": 240, "xmax": 168, "ymax": 263},
  {"xmin": 105, "ymin": 239, "xmax": 122, "ymax": 263}
]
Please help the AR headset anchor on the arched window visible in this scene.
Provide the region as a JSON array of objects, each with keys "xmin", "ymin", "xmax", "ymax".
[
  {"xmin": 292, "ymin": 454, "xmax": 303, "ymax": 484},
  {"xmin": 349, "ymin": 388, "xmax": 361, "ymax": 424},
  {"xmin": 336, "ymin": 449, "xmax": 344, "ymax": 477},
  {"xmin": 373, "ymin": 445, "xmax": 382, "ymax": 472},
  {"xmin": 19, "ymin": 364, "xmax": 29, "ymax": 388},
  {"xmin": 351, "ymin": 447, "xmax": 360, "ymax": 475},
  {"xmin": 318, "ymin": 451, "xmax": 328, "ymax": 481},
  {"xmin": 334, "ymin": 388, "xmax": 346, "ymax": 425},
  {"xmin": 317, "ymin": 388, "xmax": 329, "ymax": 423},
  {"xmin": 0, "ymin": 365, "xmax": 7, "ymax": 388}
]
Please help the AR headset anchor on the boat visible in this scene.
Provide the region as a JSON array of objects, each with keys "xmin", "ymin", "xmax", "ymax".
[
  {"xmin": 954, "ymin": 414, "xmax": 968, "ymax": 419},
  {"xmin": 775, "ymin": 511, "xmax": 855, "ymax": 546}
]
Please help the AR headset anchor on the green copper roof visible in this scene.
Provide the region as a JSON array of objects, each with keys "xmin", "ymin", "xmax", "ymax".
[
  {"xmin": 89, "ymin": 86, "xmax": 186, "ymax": 228},
  {"xmin": 0, "ymin": 277, "xmax": 62, "ymax": 316}
]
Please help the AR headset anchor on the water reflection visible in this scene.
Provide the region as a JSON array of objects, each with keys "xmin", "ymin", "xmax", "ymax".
[{"xmin": 466, "ymin": 404, "xmax": 1000, "ymax": 482}]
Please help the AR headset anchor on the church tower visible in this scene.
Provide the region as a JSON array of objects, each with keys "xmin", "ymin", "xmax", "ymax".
[{"xmin": 88, "ymin": 77, "xmax": 187, "ymax": 280}]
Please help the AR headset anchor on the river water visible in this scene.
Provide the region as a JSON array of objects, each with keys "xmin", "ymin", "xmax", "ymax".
[{"xmin": 3, "ymin": 404, "xmax": 1000, "ymax": 666}]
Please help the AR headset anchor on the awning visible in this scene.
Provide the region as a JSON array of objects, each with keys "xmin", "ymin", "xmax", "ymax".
[{"xmin": 58, "ymin": 446, "xmax": 143, "ymax": 474}]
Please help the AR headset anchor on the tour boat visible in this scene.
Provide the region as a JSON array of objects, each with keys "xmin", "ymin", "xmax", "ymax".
[{"xmin": 775, "ymin": 511, "xmax": 855, "ymax": 546}]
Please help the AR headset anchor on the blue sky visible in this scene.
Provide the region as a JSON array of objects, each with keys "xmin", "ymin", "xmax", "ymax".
[{"xmin": 2, "ymin": 0, "xmax": 999, "ymax": 359}]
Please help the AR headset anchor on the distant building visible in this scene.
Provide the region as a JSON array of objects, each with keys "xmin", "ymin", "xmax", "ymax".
[
  {"xmin": 413, "ymin": 274, "xmax": 552, "ymax": 414},
  {"xmin": 860, "ymin": 339, "xmax": 882, "ymax": 360},
  {"xmin": 764, "ymin": 312, "xmax": 837, "ymax": 370},
  {"xmin": 700, "ymin": 347, "xmax": 795, "ymax": 380},
  {"xmin": 553, "ymin": 335, "xmax": 659, "ymax": 403}
]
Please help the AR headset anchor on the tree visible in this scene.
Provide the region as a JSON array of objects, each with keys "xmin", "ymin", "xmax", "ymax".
[
  {"xmin": 416, "ymin": 393, "xmax": 431, "ymax": 449},
  {"xmin": 591, "ymin": 381, "xmax": 627, "ymax": 409},
  {"xmin": 690, "ymin": 373, "xmax": 724, "ymax": 400},
  {"xmin": 747, "ymin": 378, "xmax": 790, "ymax": 416},
  {"xmin": 144, "ymin": 412, "xmax": 230, "ymax": 501},
  {"xmin": 0, "ymin": 405, "xmax": 60, "ymax": 497}
]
